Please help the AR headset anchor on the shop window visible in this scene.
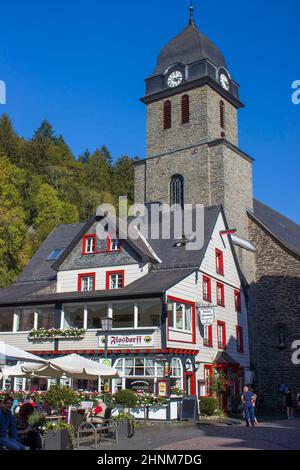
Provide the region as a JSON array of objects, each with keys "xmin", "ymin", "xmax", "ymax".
[
  {"xmin": 0, "ymin": 308, "xmax": 14, "ymax": 332},
  {"xmin": 203, "ymin": 325, "xmax": 213, "ymax": 347},
  {"xmin": 63, "ymin": 305, "xmax": 84, "ymax": 329},
  {"xmin": 217, "ymin": 321, "xmax": 226, "ymax": 350},
  {"xmin": 82, "ymin": 234, "xmax": 96, "ymax": 254},
  {"xmin": 78, "ymin": 273, "xmax": 96, "ymax": 292},
  {"xmin": 203, "ymin": 276, "xmax": 212, "ymax": 302},
  {"xmin": 167, "ymin": 298, "xmax": 193, "ymax": 333},
  {"xmin": 106, "ymin": 270, "xmax": 125, "ymax": 290},
  {"xmin": 216, "ymin": 282, "xmax": 225, "ymax": 307},
  {"xmin": 87, "ymin": 304, "xmax": 109, "ymax": 329},
  {"xmin": 137, "ymin": 300, "xmax": 161, "ymax": 328},
  {"xmin": 17, "ymin": 307, "xmax": 35, "ymax": 332},
  {"xmin": 37, "ymin": 306, "xmax": 56, "ymax": 330},
  {"xmin": 112, "ymin": 303, "xmax": 134, "ymax": 328},
  {"xmin": 234, "ymin": 290, "xmax": 241, "ymax": 313}
]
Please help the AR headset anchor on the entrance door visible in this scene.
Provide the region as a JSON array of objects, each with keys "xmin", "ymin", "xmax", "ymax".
[{"xmin": 184, "ymin": 372, "xmax": 196, "ymax": 396}]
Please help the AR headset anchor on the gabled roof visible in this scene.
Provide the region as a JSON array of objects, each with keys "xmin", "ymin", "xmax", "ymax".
[{"xmin": 248, "ymin": 199, "xmax": 300, "ymax": 257}]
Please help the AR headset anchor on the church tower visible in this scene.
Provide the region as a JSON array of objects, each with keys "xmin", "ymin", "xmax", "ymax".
[{"xmin": 134, "ymin": 5, "xmax": 255, "ymax": 279}]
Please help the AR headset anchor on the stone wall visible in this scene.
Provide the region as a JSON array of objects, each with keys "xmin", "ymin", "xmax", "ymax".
[
  {"xmin": 145, "ymin": 85, "xmax": 238, "ymax": 159},
  {"xmin": 248, "ymin": 216, "xmax": 300, "ymax": 410}
]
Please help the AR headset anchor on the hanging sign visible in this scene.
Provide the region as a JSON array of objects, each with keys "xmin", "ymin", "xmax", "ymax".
[
  {"xmin": 199, "ymin": 308, "xmax": 215, "ymax": 327},
  {"xmin": 99, "ymin": 333, "xmax": 154, "ymax": 349}
]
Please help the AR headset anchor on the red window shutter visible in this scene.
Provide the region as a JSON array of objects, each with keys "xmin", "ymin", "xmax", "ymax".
[
  {"xmin": 181, "ymin": 95, "xmax": 190, "ymax": 124},
  {"xmin": 164, "ymin": 100, "xmax": 171, "ymax": 129},
  {"xmin": 220, "ymin": 101, "xmax": 225, "ymax": 129}
]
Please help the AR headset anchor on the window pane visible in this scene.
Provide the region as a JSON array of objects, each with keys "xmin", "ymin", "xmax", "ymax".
[
  {"xmin": 87, "ymin": 304, "xmax": 108, "ymax": 329},
  {"xmin": 113, "ymin": 303, "xmax": 134, "ymax": 328},
  {"xmin": 185, "ymin": 305, "xmax": 192, "ymax": 331},
  {"xmin": 0, "ymin": 309, "xmax": 14, "ymax": 332},
  {"xmin": 137, "ymin": 300, "xmax": 161, "ymax": 327},
  {"xmin": 176, "ymin": 304, "xmax": 184, "ymax": 330},
  {"xmin": 167, "ymin": 302, "xmax": 174, "ymax": 328},
  {"xmin": 64, "ymin": 305, "xmax": 84, "ymax": 329},
  {"xmin": 17, "ymin": 308, "xmax": 35, "ymax": 332},
  {"xmin": 37, "ymin": 306, "xmax": 56, "ymax": 329},
  {"xmin": 110, "ymin": 274, "xmax": 123, "ymax": 289}
]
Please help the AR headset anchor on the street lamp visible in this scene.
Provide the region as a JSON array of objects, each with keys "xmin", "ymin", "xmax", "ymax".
[{"xmin": 101, "ymin": 317, "xmax": 113, "ymax": 358}]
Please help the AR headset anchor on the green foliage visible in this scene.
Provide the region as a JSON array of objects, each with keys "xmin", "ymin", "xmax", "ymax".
[
  {"xmin": 28, "ymin": 412, "xmax": 46, "ymax": 429},
  {"xmin": 43, "ymin": 420, "xmax": 75, "ymax": 445},
  {"xmin": 0, "ymin": 114, "xmax": 138, "ymax": 287},
  {"xmin": 113, "ymin": 389, "xmax": 138, "ymax": 409},
  {"xmin": 44, "ymin": 385, "xmax": 79, "ymax": 410},
  {"xmin": 199, "ymin": 397, "xmax": 218, "ymax": 416}
]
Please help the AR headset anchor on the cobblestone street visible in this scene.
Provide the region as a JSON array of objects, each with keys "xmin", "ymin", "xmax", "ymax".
[{"xmin": 96, "ymin": 417, "xmax": 300, "ymax": 451}]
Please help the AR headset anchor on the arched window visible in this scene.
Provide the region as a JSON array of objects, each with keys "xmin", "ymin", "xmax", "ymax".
[
  {"xmin": 170, "ymin": 174, "xmax": 184, "ymax": 208},
  {"xmin": 181, "ymin": 95, "xmax": 190, "ymax": 124},
  {"xmin": 220, "ymin": 100, "xmax": 225, "ymax": 129},
  {"xmin": 163, "ymin": 100, "xmax": 171, "ymax": 129}
]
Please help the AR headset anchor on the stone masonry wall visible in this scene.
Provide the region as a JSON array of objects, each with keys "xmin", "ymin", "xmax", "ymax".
[
  {"xmin": 248, "ymin": 217, "xmax": 300, "ymax": 410},
  {"xmin": 146, "ymin": 85, "xmax": 238, "ymax": 159}
]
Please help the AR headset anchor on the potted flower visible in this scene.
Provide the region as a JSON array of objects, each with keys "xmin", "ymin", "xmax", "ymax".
[{"xmin": 112, "ymin": 390, "xmax": 138, "ymax": 439}]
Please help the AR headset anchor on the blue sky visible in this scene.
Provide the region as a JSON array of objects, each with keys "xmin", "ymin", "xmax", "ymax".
[{"xmin": 0, "ymin": 0, "xmax": 299, "ymax": 222}]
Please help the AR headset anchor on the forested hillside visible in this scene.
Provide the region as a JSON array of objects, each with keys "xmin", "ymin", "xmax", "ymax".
[{"xmin": 0, "ymin": 114, "xmax": 137, "ymax": 288}]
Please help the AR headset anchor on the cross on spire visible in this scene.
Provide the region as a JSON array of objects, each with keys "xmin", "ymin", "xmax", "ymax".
[{"xmin": 189, "ymin": 0, "xmax": 195, "ymax": 25}]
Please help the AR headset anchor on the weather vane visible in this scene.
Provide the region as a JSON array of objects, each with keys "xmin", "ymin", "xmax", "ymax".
[{"xmin": 189, "ymin": 0, "xmax": 195, "ymax": 25}]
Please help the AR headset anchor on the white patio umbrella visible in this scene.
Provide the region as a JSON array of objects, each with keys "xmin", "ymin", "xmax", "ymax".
[
  {"xmin": 23, "ymin": 354, "xmax": 120, "ymax": 380},
  {"xmin": 0, "ymin": 341, "xmax": 47, "ymax": 364}
]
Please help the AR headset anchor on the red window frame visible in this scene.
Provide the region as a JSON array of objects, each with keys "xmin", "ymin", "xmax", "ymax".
[
  {"xmin": 215, "ymin": 249, "xmax": 224, "ymax": 276},
  {"xmin": 216, "ymin": 282, "xmax": 225, "ymax": 307},
  {"xmin": 234, "ymin": 290, "xmax": 241, "ymax": 313},
  {"xmin": 202, "ymin": 365, "xmax": 213, "ymax": 397},
  {"xmin": 236, "ymin": 326, "xmax": 244, "ymax": 353},
  {"xmin": 106, "ymin": 234, "xmax": 122, "ymax": 253},
  {"xmin": 82, "ymin": 234, "xmax": 97, "ymax": 255},
  {"xmin": 181, "ymin": 95, "xmax": 190, "ymax": 124},
  {"xmin": 106, "ymin": 270, "xmax": 125, "ymax": 290},
  {"xmin": 77, "ymin": 273, "xmax": 96, "ymax": 292},
  {"xmin": 217, "ymin": 321, "xmax": 227, "ymax": 350},
  {"xmin": 203, "ymin": 325, "xmax": 213, "ymax": 348},
  {"xmin": 203, "ymin": 275, "xmax": 212, "ymax": 302},
  {"xmin": 163, "ymin": 100, "xmax": 171, "ymax": 129},
  {"xmin": 166, "ymin": 296, "xmax": 197, "ymax": 345}
]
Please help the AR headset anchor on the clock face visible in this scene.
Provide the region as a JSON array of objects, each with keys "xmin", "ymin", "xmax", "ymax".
[
  {"xmin": 167, "ymin": 71, "xmax": 183, "ymax": 88},
  {"xmin": 220, "ymin": 74, "xmax": 230, "ymax": 91}
]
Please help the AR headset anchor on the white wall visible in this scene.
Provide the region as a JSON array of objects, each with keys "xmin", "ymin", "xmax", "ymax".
[{"xmin": 57, "ymin": 263, "xmax": 149, "ymax": 293}]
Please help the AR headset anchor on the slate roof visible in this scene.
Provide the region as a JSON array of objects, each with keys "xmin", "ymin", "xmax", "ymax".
[
  {"xmin": 150, "ymin": 21, "xmax": 227, "ymax": 78},
  {"xmin": 16, "ymin": 223, "xmax": 85, "ymax": 283},
  {"xmin": 248, "ymin": 200, "xmax": 300, "ymax": 257},
  {"xmin": 0, "ymin": 268, "xmax": 196, "ymax": 306}
]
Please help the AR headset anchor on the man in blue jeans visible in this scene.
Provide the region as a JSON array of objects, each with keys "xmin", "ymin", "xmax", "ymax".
[
  {"xmin": 0, "ymin": 396, "xmax": 26, "ymax": 450},
  {"xmin": 241, "ymin": 386, "xmax": 256, "ymax": 427}
]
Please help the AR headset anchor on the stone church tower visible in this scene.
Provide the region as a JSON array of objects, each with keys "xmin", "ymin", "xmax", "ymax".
[{"xmin": 134, "ymin": 8, "xmax": 255, "ymax": 281}]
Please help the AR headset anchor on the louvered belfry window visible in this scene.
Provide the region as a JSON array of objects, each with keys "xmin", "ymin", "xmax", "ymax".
[
  {"xmin": 220, "ymin": 100, "xmax": 225, "ymax": 129},
  {"xmin": 181, "ymin": 95, "xmax": 190, "ymax": 124},
  {"xmin": 164, "ymin": 100, "xmax": 171, "ymax": 129}
]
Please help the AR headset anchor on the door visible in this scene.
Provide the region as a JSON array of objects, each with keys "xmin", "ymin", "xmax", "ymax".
[{"xmin": 185, "ymin": 372, "xmax": 196, "ymax": 396}]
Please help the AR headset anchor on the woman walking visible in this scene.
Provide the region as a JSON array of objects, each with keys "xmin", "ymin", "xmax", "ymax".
[{"xmin": 285, "ymin": 388, "xmax": 294, "ymax": 420}]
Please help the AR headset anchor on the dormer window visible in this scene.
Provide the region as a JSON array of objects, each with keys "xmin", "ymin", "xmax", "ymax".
[
  {"xmin": 83, "ymin": 234, "xmax": 96, "ymax": 255},
  {"xmin": 107, "ymin": 235, "xmax": 121, "ymax": 252},
  {"xmin": 215, "ymin": 249, "xmax": 224, "ymax": 276},
  {"xmin": 106, "ymin": 270, "xmax": 125, "ymax": 290}
]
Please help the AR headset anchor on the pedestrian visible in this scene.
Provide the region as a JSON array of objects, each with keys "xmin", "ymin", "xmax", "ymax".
[
  {"xmin": 241, "ymin": 386, "xmax": 256, "ymax": 427},
  {"xmin": 16, "ymin": 403, "xmax": 43, "ymax": 450},
  {"xmin": 0, "ymin": 396, "xmax": 26, "ymax": 450},
  {"xmin": 284, "ymin": 388, "xmax": 294, "ymax": 420}
]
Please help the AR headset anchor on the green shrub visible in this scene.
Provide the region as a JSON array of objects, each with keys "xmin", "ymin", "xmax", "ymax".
[
  {"xmin": 199, "ymin": 397, "xmax": 218, "ymax": 416},
  {"xmin": 113, "ymin": 389, "xmax": 138, "ymax": 409},
  {"xmin": 28, "ymin": 412, "xmax": 46, "ymax": 429},
  {"xmin": 44, "ymin": 385, "xmax": 79, "ymax": 410},
  {"xmin": 43, "ymin": 420, "xmax": 75, "ymax": 446}
]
